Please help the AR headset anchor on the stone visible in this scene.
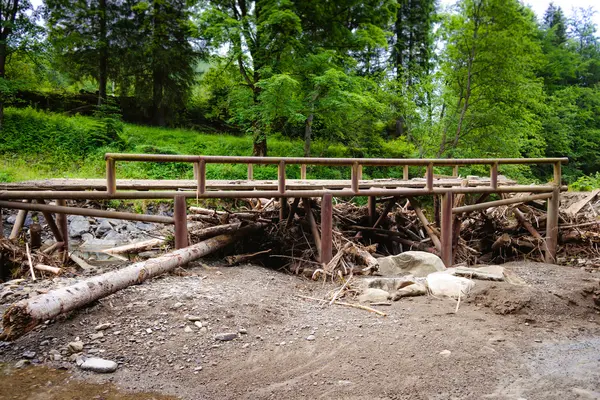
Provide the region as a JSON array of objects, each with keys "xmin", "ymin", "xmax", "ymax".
[
  {"xmin": 488, "ymin": 336, "xmax": 505, "ymax": 344},
  {"xmin": 68, "ymin": 341, "xmax": 84, "ymax": 353},
  {"xmin": 391, "ymin": 282, "xmax": 428, "ymax": 301},
  {"xmin": 357, "ymin": 288, "xmax": 390, "ymax": 303},
  {"xmin": 214, "ymin": 333, "xmax": 238, "ymax": 341},
  {"xmin": 80, "ymin": 239, "xmax": 118, "ymax": 252},
  {"xmin": 238, "ymin": 328, "xmax": 247, "ymax": 334},
  {"xmin": 194, "ymin": 321, "xmax": 203, "ymax": 329},
  {"xmin": 15, "ymin": 360, "xmax": 30, "ymax": 369},
  {"xmin": 451, "ymin": 265, "xmax": 505, "ymax": 281},
  {"xmin": 68, "ymin": 216, "xmax": 91, "ymax": 238},
  {"xmin": 194, "ymin": 366, "xmax": 203, "ymax": 371},
  {"xmin": 426, "ymin": 272, "xmax": 475, "ymax": 299},
  {"xmin": 95, "ymin": 323, "xmax": 112, "ymax": 331},
  {"xmin": 22, "ymin": 351, "xmax": 36, "ymax": 359},
  {"xmin": 306, "ymin": 335, "xmax": 316, "ymax": 341},
  {"xmin": 172, "ymin": 302, "xmax": 183, "ymax": 310},
  {"xmin": 200, "ymin": 327, "xmax": 208, "ymax": 334},
  {"xmin": 377, "ymin": 251, "xmax": 445, "ymax": 277},
  {"xmin": 135, "ymin": 222, "xmax": 155, "ymax": 231},
  {"xmin": 359, "ymin": 276, "xmax": 418, "ymax": 292},
  {"xmin": 95, "ymin": 219, "xmax": 113, "ymax": 236},
  {"xmin": 186, "ymin": 315, "xmax": 202, "ymax": 322},
  {"xmin": 439, "ymin": 350, "xmax": 451, "ymax": 357},
  {"xmin": 80, "ymin": 357, "xmax": 118, "ymax": 373},
  {"xmin": 90, "ymin": 332, "xmax": 104, "ymax": 340},
  {"xmin": 184, "ymin": 326, "xmax": 193, "ymax": 333}
]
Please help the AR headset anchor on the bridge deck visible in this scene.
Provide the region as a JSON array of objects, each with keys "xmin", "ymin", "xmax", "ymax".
[{"xmin": 2, "ymin": 176, "xmax": 515, "ymax": 192}]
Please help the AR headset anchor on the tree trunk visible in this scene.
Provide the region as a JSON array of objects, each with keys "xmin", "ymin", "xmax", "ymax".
[
  {"xmin": 252, "ymin": 122, "xmax": 267, "ymax": 156},
  {"xmin": 304, "ymin": 113, "xmax": 313, "ymax": 157},
  {"xmin": 0, "ymin": 229, "xmax": 260, "ymax": 341},
  {"xmin": 98, "ymin": 0, "xmax": 108, "ymax": 105}
]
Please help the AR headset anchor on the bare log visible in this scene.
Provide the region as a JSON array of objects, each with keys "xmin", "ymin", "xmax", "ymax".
[
  {"xmin": 34, "ymin": 264, "xmax": 61, "ymax": 275},
  {"xmin": 104, "ymin": 238, "xmax": 166, "ymax": 255},
  {"xmin": 0, "ymin": 228, "xmax": 260, "ymax": 341},
  {"xmin": 491, "ymin": 234, "xmax": 511, "ymax": 251},
  {"xmin": 42, "ymin": 242, "xmax": 64, "ymax": 255},
  {"xmin": 304, "ymin": 199, "xmax": 321, "ymax": 258},
  {"xmin": 407, "ymin": 197, "xmax": 442, "ymax": 252},
  {"xmin": 512, "ymin": 207, "xmax": 543, "ymax": 240},
  {"xmin": 347, "ymin": 244, "xmax": 378, "ymax": 272},
  {"xmin": 9, "ymin": 201, "xmax": 31, "ymax": 240},
  {"xmin": 190, "ymin": 222, "xmax": 241, "ymax": 241}
]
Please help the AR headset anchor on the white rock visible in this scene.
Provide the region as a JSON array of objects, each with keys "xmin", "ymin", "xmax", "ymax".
[
  {"xmin": 439, "ymin": 350, "xmax": 451, "ymax": 357},
  {"xmin": 358, "ymin": 288, "xmax": 390, "ymax": 303},
  {"xmin": 377, "ymin": 251, "xmax": 445, "ymax": 277},
  {"xmin": 94, "ymin": 323, "xmax": 112, "ymax": 331},
  {"xmin": 194, "ymin": 321, "xmax": 203, "ymax": 329},
  {"xmin": 426, "ymin": 272, "xmax": 474, "ymax": 299},
  {"xmin": 184, "ymin": 326, "xmax": 193, "ymax": 333},
  {"xmin": 80, "ymin": 357, "xmax": 118, "ymax": 373},
  {"xmin": 68, "ymin": 341, "xmax": 84, "ymax": 353},
  {"xmin": 306, "ymin": 335, "xmax": 316, "ymax": 341}
]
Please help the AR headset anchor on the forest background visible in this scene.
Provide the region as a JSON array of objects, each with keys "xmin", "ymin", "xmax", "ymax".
[{"xmin": 0, "ymin": 0, "xmax": 599, "ymax": 188}]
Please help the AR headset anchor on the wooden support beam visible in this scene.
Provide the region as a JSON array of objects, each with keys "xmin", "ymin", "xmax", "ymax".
[
  {"xmin": 490, "ymin": 162, "xmax": 498, "ymax": 189},
  {"xmin": 453, "ymin": 193, "xmax": 552, "ymax": 214},
  {"xmin": 286, "ymin": 198, "xmax": 300, "ymax": 228},
  {"xmin": 197, "ymin": 159, "xmax": 206, "ymax": 195},
  {"xmin": 403, "ymin": 165, "xmax": 409, "ymax": 180},
  {"xmin": 278, "ymin": 161, "xmax": 286, "ymax": 194},
  {"xmin": 553, "ymin": 161, "xmax": 561, "ymax": 186},
  {"xmin": 441, "ymin": 193, "xmax": 453, "ymax": 268},
  {"xmin": 279, "ymin": 198, "xmax": 289, "ymax": 221},
  {"xmin": 247, "ymin": 164, "xmax": 254, "ymax": 180},
  {"xmin": 452, "ymin": 165, "xmax": 459, "ymax": 177},
  {"xmin": 0, "ymin": 206, "xmax": 3, "ymax": 238},
  {"xmin": 368, "ymin": 196, "xmax": 377, "ymax": 226},
  {"xmin": 9, "ymin": 200, "xmax": 31, "ymax": 240},
  {"xmin": 512, "ymin": 208, "xmax": 543, "ymax": 240},
  {"xmin": 106, "ymin": 158, "xmax": 116, "ymax": 194},
  {"xmin": 426, "ymin": 163, "xmax": 433, "ymax": 191},
  {"xmin": 545, "ymin": 187, "xmax": 559, "ymax": 263},
  {"xmin": 34, "ymin": 200, "xmax": 63, "ymax": 243},
  {"xmin": 29, "ymin": 223, "xmax": 42, "ymax": 250},
  {"xmin": 351, "ymin": 162, "xmax": 360, "ymax": 193},
  {"xmin": 321, "ymin": 194, "xmax": 333, "ymax": 264},
  {"xmin": 174, "ymin": 195, "xmax": 188, "ymax": 249},
  {"xmin": 303, "ymin": 199, "xmax": 321, "ymax": 259},
  {"xmin": 300, "ymin": 164, "xmax": 307, "ymax": 180},
  {"xmin": 56, "ymin": 199, "xmax": 68, "ymax": 263}
]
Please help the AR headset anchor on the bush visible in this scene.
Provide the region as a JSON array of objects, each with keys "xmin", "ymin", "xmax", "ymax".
[{"xmin": 570, "ymin": 173, "xmax": 600, "ymax": 191}]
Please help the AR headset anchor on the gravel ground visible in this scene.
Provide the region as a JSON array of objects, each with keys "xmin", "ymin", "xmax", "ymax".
[{"xmin": 0, "ymin": 261, "xmax": 599, "ymax": 400}]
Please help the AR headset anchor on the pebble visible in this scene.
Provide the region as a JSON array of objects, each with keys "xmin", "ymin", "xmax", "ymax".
[
  {"xmin": 184, "ymin": 326, "xmax": 193, "ymax": 333},
  {"xmin": 238, "ymin": 328, "xmax": 247, "ymax": 334},
  {"xmin": 90, "ymin": 332, "xmax": 104, "ymax": 340},
  {"xmin": 68, "ymin": 341, "xmax": 84, "ymax": 353},
  {"xmin": 146, "ymin": 328, "xmax": 153, "ymax": 334},
  {"xmin": 22, "ymin": 351, "xmax": 36, "ymax": 359},
  {"xmin": 80, "ymin": 357, "xmax": 118, "ymax": 373},
  {"xmin": 172, "ymin": 302, "xmax": 183, "ymax": 309},
  {"xmin": 95, "ymin": 323, "xmax": 112, "ymax": 331},
  {"xmin": 194, "ymin": 321, "xmax": 203, "ymax": 329},
  {"xmin": 306, "ymin": 335, "xmax": 316, "ymax": 341},
  {"xmin": 194, "ymin": 366, "xmax": 203, "ymax": 371},
  {"xmin": 215, "ymin": 333, "xmax": 237, "ymax": 341},
  {"xmin": 15, "ymin": 360, "xmax": 30, "ymax": 369},
  {"xmin": 488, "ymin": 336, "xmax": 505, "ymax": 343},
  {"xmin": 200, "ymin": 327, "xmax": 208, "ymax": 334},
  {"xmin": 439, "ymin": 350, "xmax": 451, "ymax": 357},
  {"xmin": 242, "ymin": 343, "xmax": 250, "ymax": 349},
  {"xmin": 186, "ymin": 315, "xmax": 202, "ymax": 322}
]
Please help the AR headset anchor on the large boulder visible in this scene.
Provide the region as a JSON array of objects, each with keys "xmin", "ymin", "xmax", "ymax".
[
  {"xmin": 377, "ymin": 251, "xmax": 445, "ymax": 277},
  {"xmin": 426, "ymin": 271, "xmax": 474, "ymax": 299}
]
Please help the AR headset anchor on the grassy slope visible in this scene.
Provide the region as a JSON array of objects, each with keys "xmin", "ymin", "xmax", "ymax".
[{"xmin": 0, "ymin": 108, "xmax": 418, "ymax": 182}]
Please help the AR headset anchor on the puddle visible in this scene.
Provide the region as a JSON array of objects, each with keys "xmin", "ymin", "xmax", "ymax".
[{"xmin": 0, "ymin": 364, "xmax": 177, "ymax": 400}]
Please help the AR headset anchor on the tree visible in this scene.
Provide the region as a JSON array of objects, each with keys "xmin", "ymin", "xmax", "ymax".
[
  {"xmin": 433, "ymin": 0, "xmax": 546, "ymax": 159},
  {"xmin": 0, "ymin": 0, "xmax": 33, "ymax": 128},
  {"xmin": 543, "ymin": 2, "xmax": 567, "ymax": 45}
]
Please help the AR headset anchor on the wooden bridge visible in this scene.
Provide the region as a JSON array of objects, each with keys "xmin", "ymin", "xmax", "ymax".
[{"xmin": 0, "ymin": 154, "xmax": 568, "ymax": 268}]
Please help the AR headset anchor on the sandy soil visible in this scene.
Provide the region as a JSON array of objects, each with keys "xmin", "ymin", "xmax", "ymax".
[{"xmin": 1, "ymin": 261, "xmax": 599, "ymax": 400}]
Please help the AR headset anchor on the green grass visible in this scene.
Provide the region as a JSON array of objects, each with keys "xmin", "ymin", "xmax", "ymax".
[{"xmin": 0, "ymin": 107, "xmax": 418, "ymax": 182}]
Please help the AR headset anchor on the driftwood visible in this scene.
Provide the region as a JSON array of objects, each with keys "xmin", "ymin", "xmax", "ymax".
[
  {"xmin": 70, "ymin": 253, "xmax": 94, "ymax": 270},
  {"xmin": 0, "ymin": 227, "xmax": 262, "ymax": 341},
  {"xmin": 190, "ymin": 222, "xmax": 241, "ymax": 241},
  {"xmin": 407, "ymin": 197, "xmax": 442, "ymax": 252},
  {"xmin": 34, "ymin": 264, "xmax": 62, "ymax": 275},
  {"xmin": 226, "ymin": 249, "xmax": 271, "ymax": 265},
  {"xmin": 104, "ymin": 238, "xmax": 166, "ymax": 255}
]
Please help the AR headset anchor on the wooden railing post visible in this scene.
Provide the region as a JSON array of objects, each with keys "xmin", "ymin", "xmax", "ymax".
[
  {"xmin": 545, "ymin": 187, "xmax": 559, "ymax": 264},
  {"xmin": 441, "ymin": 192, "xmax": 453, "ymax": 267},
  {"xmin": 490, "ymin": 162, "xmax": 498, "ymax": 190},
  {"xmin": 403, "ymin": 165, "xmax": 409, "ymax": 180},
  {"xmin": 300, "ymin": 164, "xmax": 307, "ymax": 180},
  {"xmin": 197, "ymin": 159, "xmax": 206, "ymax": 195},
  {"xmin": 174, "ymin": 195, "xmax": 188, "ymax": 249},
  {"xmin": 56, "ymin": 199, "xmax": 69, "ymax": 264},
  {"xmin": 452, "ymin": 165, "xmax": 459, "ymax": 177},
  {"xmin": 321, "ymin": 193, "xmax": 333, "ymax": 264},
  {"xmin": 426, "ymin": 163, "xmax": 434, "ymax": 191},
  {"xmin": 351, "ymin": 162, "xmax": 360, "ymax": 193},
  {"xmin": 368, "ymin": 196, "xmax": 377, "ymax": 226},
  {"xmin": 278, "ymin": 161, "xmax": 286, "ymax": 194},
  {"xmin": 247, "ymin": 164, "xmax": 254, "ymax": 180},
  {"xmin": 106, "ymin": 157, "xmax": 116, "ymax": 195}
]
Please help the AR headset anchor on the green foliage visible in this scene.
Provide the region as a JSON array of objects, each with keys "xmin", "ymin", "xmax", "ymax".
[{"xmin": 570, "ymin": 173, "xmax": 600, "ymax": 191}]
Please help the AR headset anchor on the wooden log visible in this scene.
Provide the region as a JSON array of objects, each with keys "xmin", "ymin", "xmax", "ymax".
[
  {"xmin": 42, "ymin": 242, "xmax": 64, "ymax": 255},
  {"xmin": 512, "ymin": 208, "xmax": 543, "ymax": 240},
  {"xmin": 368, "ymin": 196, "xmax": 377, "ymax": 225},
  {"xmin": 321, "ymin": 194, "xmax": 333, "ymax": 264},
  {"xmin": 190, "ymin": 222, "xmax": 242, "ymax": 241},
  {"xmin": 104, "ymin": 238, "xmax": 166, "ymax": 255},
  {"xmin": 34, "ymin": 264, "xmax": 61, "ymax": 275},
  {"xmin": 441, "ymin": 193, "xmax": 453, "ymax": 267},
  {"xmin": 9, "ymin": 200, "xmax": 31, "ymax": 240},
  {"xmin": 0, "ymin": 206, "xmax": 3, "ymax": 238},
  {"xmin": 491, "ymin": 233, "xmax": 511, "ymax": 251},
  {"xmin": 34, "ymin": 200, "xmax": 63, "ymax": 243},
  {"xmin": 286, "ymin": 198, "xmax": 300, "ymax": 228},
  {"xmin": 303, "ymin": 199, "xmax": 321, "ymax": 259},
  {"xmin": 347, "ymin": 244, "xmax": 378, "ymax": 272},
  {"xmin": 29, "ymin": 223, "xmax": 42, "ymax": 250},
  {"xmin": 407, "ymin": 197, "xmax": 442, "ymax": 253},
  {"xmin": 545, "ymin": 188, "xmax": 559, "ymax": 263},
  {"xmin": 56, "ymin": 199, "xmax": 68, "ymax": 264},
  {"xmin": 70, "ymin": 253, "xmax": 93, "ymax": 270},
  {"xmin": 372, "ymin": 197, "xmax": 398, "ymax": 228},
  {"xmin": 0, "ymin": 228, "xmax": 260, "ymax": 341}
]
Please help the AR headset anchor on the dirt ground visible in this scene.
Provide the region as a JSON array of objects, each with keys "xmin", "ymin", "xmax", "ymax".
[{"xmin": 0, "ymin": 260, "xmax": 599, "ymax": 400}]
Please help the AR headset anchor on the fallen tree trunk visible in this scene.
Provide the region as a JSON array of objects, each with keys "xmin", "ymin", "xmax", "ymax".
[
  {"xmin": 0, "ymin": 226, "xmax": 261, "ymax": 341},
  {"xmin": 104, "ymin": 238, "xmax": 166, "ymax": 255},
  {"xmin": 190, "ymin": 222, "xmax": 241, "ymax": 241}
]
